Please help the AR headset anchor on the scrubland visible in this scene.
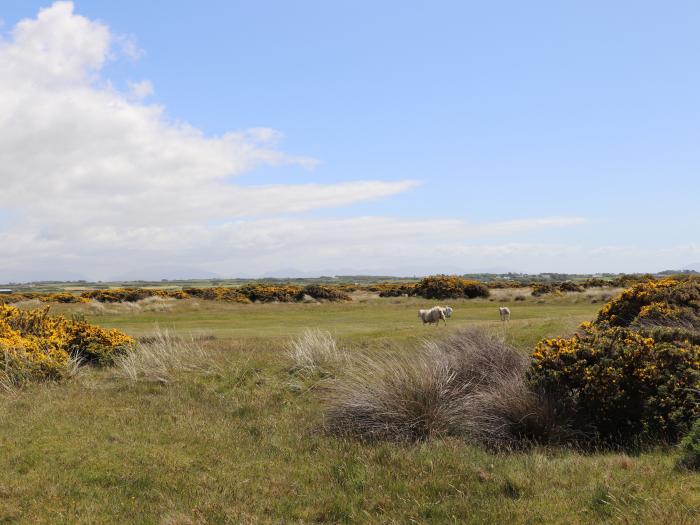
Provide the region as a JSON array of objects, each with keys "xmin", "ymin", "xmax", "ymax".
[{"xmin": 0, "ymin": 287, "xmax": 698, "ymax": 523}]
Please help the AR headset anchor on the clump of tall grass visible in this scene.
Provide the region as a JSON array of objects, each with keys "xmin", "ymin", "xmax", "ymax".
[
  {"xmin": 113, "ymin": 329, "xmax": 218, "ymax": 383},
  {"xmin": 323, "ymin": 329, "xmax": 565, "ymax": 447},
  {"xmin": 138, "ymin": 296, "xmax": 176, "ymax": 312},
  {"xmin": 286, "ymin": 329, "xmax": 348, "ymax": 377}
]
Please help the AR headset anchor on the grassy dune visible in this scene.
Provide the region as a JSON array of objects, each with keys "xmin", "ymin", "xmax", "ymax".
[{"xmin": 1, "ymin": 294, "xmax": 698, "ymax": 523}]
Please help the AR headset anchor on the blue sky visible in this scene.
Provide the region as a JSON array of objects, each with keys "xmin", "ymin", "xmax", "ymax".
[{"xmin": 0, "ymin": 1, "xmax": 699, "ymax": 280}]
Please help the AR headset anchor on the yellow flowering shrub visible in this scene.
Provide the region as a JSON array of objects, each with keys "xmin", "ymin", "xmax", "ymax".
[
  {"xmin": 413, "ymin": 275, "xmax": 490, "ymax": 300},
  {"xmin": 81, "ymin": 288, "xmax": 156, "ymax": 303},
  {"xmin": 182, "ymin": 287, "xmax": 251, "ymax": 303},
  {"xmin": 79, "ymin": 284, "xmax": 352, "ymax": 304},
  {"xmin": 529, "ymin": 278, "xmax": 700, "ymax": 444},
  {"xmin": 300, "ymin": 284, "xmax": 351, "ymax": 302},
  {"xmin": 0, "ymin": 292, "xmax": 87, "ymax": 304},
  {"xmin": 595, "ymin": 277, "xmax": 700, "ymax": 330},
  {"xmin": 0, "ymin": 304, "xmax": 134, "ymax": 383}
]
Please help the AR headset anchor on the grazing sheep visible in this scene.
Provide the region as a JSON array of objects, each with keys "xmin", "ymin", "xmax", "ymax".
[
  {"xmin": 443, "ymin": 306, "xmax": 453, "ymax": 318},
  {"xmin": 418, "ymin": 306, "xmax": 447, "ymax": 326},
  {"xmin": 499, "ymin": 306, "xmax": 511, "ymax": 321}
]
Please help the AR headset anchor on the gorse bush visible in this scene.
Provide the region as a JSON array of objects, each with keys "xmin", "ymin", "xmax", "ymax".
[
  {"xmin": 0, "ymin": 292, "xmax": 87, "ymax": 304},
  {"xmin": 595, "ymin": 277, "xmax": 700, "ymax": 332},
  {"xmin": 531, "ymin": 283, "xmax": 556, "ymax": 297},
  {"xmin": 529, "ymin": 278, "xmax": 700, "ymax": 445},
  {"xmin": 373, "ymin": 283, "xmax": 416, "ymax": 297},
  {"xmin": 79, "ymin": 285, "xmax": 352, "ymax": 304},
  {"xmin": 678, "ymin": 418, "xmax": 700, "ymax": 470},
  {"xmin": 81, "ymin": 288, "xmax": 157, "ymax": 303},
  {"xmin": 0, "ymin": 304, "xmax": 134, "ymax": 384},
  {"xmin": 529, "ymin": 325, "xmax": 700, "ymax": 443},
  {"xmin": 413, "ymin": 275, "xmax": 490, "ymax": 300},
  {"xmin": 300, "ymin": 284, "xmax": 351, "ymax": 302},
  {"xmin": 181, "ymin": 287, "xmax": 250, "ymax": 303}
]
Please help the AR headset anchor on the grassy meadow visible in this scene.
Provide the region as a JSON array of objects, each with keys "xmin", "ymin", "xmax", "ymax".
[{"xmin": 1, "ymin": 291, "xmax": 698, "ymax": 524}]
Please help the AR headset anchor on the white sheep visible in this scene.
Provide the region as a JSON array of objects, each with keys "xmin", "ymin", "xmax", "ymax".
[
  {"xmin": 418, "ymin": 306, "xmax": 448, "ymax": 326},
  {"xmin": 499, "ymin": 306, "xmax": 511, "ymax": 321}
]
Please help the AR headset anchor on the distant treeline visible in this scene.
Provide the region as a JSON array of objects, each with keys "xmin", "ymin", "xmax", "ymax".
[{"xmin": 0, "ymin": 273, "xmax": 689, "ymax": 304}]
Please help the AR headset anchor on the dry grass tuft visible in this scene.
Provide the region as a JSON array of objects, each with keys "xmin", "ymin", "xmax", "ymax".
[
  {"xmin": 138, "ymin": 296, "xmax": 177, "ymax": 312},
  {"xmin": 12, "ymin": 299, "xmax": 43, "ymax": 310},
  {"xmin": 113, "ymin": 328, "xmax": 218, "ymax": 383},
  {"xmin": 323, "ymin": 329, "xmax": 566, "ymax": 447},
  {"xmin": 286, "ymin": 329, "xmax": 349, "ymax": 377}
]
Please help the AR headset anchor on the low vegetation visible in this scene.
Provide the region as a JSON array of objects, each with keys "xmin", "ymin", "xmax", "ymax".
[
  {"xmin": 321, "ymin": 277, "xmax": 700, "ymax": 451},
  {"xmin": 0, "ymin": 286, "xmax": 698, "ymax": 523},
  {"xmin": 323, "ymin": 329, "xmax": 561, "ymax": 448},
  {"xmin": 531, "ymin": 278, "xmax": 700, "ymax": 446},
  {"xmin": 679, "ymin": 418, "xmax": 700, "ymax": 471},
  {"xmin": 0, "ymin": 304, "xmax": 133, "ymax": 385},
  {"xmin": 286, "ymin": 328, "xmax": 348, "ymax": 377},
  {"xmin": 113, "ymin": 329, "xmax": 218, "ymax": 383}
]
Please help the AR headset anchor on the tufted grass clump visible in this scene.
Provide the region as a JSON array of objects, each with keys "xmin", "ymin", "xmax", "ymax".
[
  {"xmin": 323, "ymin": 329, "xmax": 562, "ymax": 447},
  {"xmin": 286, "ymin": 329, "xmax": 349, "ymax": 377},
  {"xmin": 112, "ymin": 328, "xmax": 218, "ymax": 383}
]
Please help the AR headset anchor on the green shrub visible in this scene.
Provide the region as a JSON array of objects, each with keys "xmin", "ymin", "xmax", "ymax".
[{"xmin": 678, "ymin": 418, "xmax": 700, "ymax": 470}]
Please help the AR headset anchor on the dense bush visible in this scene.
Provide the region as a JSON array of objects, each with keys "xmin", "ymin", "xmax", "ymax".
[
  {"xmin": 0, "ymin": 304, "xmax": 134, "ymax": 384},
  {"xmin": 0, "ymin": 292, "xmax": 87, "ymax": 304},
  {"xmin": 529, "ymin": 278, "xmax": 700, "ymax": 445},
  {"xmin": 81, "ymin": 288, "xmax": 158, "ymax": 303},
  {"xmin": 374, "ymin": 283, "xmax": 416, "ymax": 297},
  {"xmin": 237, "ymin": 284, "xmax": 302, "ymax": 303},
  {"xmin": 595, "ymin": 277, "xmax": 700, "ymax": 332},
  {"xmin": 531, "ymin": 283, "xmax": 556, "ymax": 297},
  {"xmin": 558, "ymin": 281, "xmax": 585, "ymax": 293},
  {"xmin": 529, "ymin": 324, "xmax": 700, "ymax": 443},
  {"xmin": 182, "ymin": 287, "xmax": 250, "ymax": 303},
  {"xmin": 413, "ymin": 275, "xmax": 490, "ymax": 300},
  {"xmin": 301, "ymin": 284, "xmax": 351, "ymax": 302},
  {"xmin": 77, "ymin": 284, "xmax": 352, "ymax": 304},
  {"xmin": 678, "ymin": 418, "xmax": 700, "ymax": 470}
]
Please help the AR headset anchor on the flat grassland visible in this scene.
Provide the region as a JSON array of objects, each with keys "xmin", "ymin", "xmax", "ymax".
[{"xmin": 1, "ymin": 292, "xmax": 698, "ymax": 524}]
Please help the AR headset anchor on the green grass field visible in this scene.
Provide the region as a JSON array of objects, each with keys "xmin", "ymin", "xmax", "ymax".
[{"xmin": 1, "ymin": 294, "xmax": 698, "ymax": 524}]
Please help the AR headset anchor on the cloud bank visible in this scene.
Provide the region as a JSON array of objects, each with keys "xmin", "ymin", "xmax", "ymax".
[{"xmin": 0, "ymin": 2, "xmax": 592, "ymax": 280}]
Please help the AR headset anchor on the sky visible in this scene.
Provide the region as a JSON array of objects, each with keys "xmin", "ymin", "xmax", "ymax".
[{"xmin": 0, "ymin": 1, "xmax": 699, "ymax": 281}]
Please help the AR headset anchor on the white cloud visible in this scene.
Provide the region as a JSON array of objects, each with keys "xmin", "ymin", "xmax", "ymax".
[
  {"xmin": 128, "ymin": 79, "xmax": 153, "ymax": 99},
  {"xmin": 0, "ymin": 5, "xmax": 412, "ymax": 225},
  {"xmin": 0, "ymin": 2, "xmax": 589, "ymax": 280}
]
